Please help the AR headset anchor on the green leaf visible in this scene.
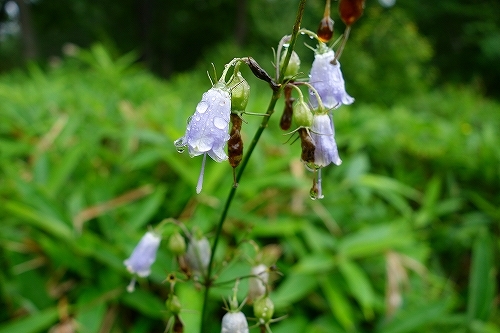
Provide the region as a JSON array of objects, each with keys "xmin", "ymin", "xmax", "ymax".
[
  {"xmin": 272, "ymin": 274, "xmax": 319, "ymax": 308},
  {"xmin": 337, "ymin": 223, "xmax": 412, "ymax": 259},
  {"xmin": 0, "ymin": 307, "xmax": 59, "ymax": 333},
  {"xmin": 377, "ymin": 301, "xmax": 449, "ymax": 333},
  {"xmin": 320, "ymin": 275, "xmax": 355, "ymax": 331},
  {"xmin": 4, "ymin": 200, "xmax": 73, "ymax": 240},
  {"xmin": 467, "ymin": 232, "xmax": 495, "ymax": 322},
  {"xmin": 338, "ymin": 259, "xmax": 375, "ymax": 319},
  {"xmin": 292, "ymin": 253, "xmax": 336, "ymax": 274}
]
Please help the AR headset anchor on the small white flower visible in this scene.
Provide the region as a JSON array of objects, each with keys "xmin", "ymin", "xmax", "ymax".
[
  {"xmin": 310, "ymin": 114, "xmax": 342, "ymax": 168},
  {"xmin": 124, "ymin": 231, "xmax": 161, "ymax": 278},
  {"xmin": 221, "ymin": 311, "xmax": 249, "ymax": 333},
  {"xmin": 186, "ymin": 236, "xmax": 211, "ymax": 275},
  {"xmin": 174, "ymin": 83, "xmax": 231, "ymax": 193},
  {"xmin": 248, "ymin": 264, "xmax": 268, "ymax": 302},
  {"xmin": 309, "ymin": 49, "xmax": 354, "ymax": 109}
]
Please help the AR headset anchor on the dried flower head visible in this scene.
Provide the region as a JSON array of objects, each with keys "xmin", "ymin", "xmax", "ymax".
[
  {"xmin": 174, "ymin": 82, "xmax": 231, "ymax": 193},
  {"xmin": 309, "ymin": 49, "xmax": 354, "ymax": 109}
]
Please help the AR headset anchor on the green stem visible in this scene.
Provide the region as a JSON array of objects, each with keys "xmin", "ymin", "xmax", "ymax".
[{"xmin": 199, "ymin": 1, "xmax": 307, "ymax": 332}]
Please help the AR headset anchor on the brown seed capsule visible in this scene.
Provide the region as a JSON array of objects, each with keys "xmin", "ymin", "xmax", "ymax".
[
  {"xmin": 339, "ymin": 0, "xmax": 365, "ymax": 26},
  {"xmin": 243, "ymin": 57, "xmax": 280, "ymax": 91},
  {"xmin": 173, "ymin": 314, "xmax": 184, "ymax": 333},
  {"xmin": 317, "ymin": 16, "xmax": 335, "ymax": 43},
  {"xmin": 299, "ymin": 128, "xmax": 315, "ymax": 164},
  {"xmin": 228, "ymin": 114, "xmax": 243, "ymax": 186},
  {"xmin": 280, "ymin": 84, "xmax": 294, "ymax": 131}
]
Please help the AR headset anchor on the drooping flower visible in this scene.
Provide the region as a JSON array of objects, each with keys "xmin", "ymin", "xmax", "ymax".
[
  {"xmin": 124, "ymin": 231, "xmax": 161, "ymax": 277},
  {"xmin": 185, "ymin": 235, "xmax": 211, "ymax": 276},
  {"xmin": 221, "ymin": 311, "xmax": 249, "ymax": 333},
  {"xmin": 174, "ymin": 82, "xmax": 231, "ymax": 193},
  {"xmin": 309, "ymin": 113, "xmax": 342, "ymax": 168},
  {"xmin": 309, "ymin": 48, "xmax": 354, "ymax": 109},
  {"xmin": 124, "ymin": 231, "xmax": 161, "ymax": 292},
  {"xmin": 248, "ymin": 264, "xmax": 269, "ymax": 303}
]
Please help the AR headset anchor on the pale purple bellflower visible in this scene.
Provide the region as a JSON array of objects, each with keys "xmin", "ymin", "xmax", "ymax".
[
  {"xmin": 308, "ymin": 113, "xmax": 342, "ymax": 199},
  {"xmin": 310, "ymin": 113, "xmax": 342, "ymax": 168},
  {"xmin": 123, "ymin": 231, "xmax": 161, "ymax": 292},
  {"xmin": 174, "ymin": 82, "xmax": 231, "ymax": 193},
  {"xmin": 309, "ymin": 48, "xmax": 354, "ymax": 109}
]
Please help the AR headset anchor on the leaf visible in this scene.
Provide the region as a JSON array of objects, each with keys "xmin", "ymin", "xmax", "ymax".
[
  {"xmin": 377, "ymin": 301, "xmax": 449, "ymax": 333},
  {"xmin": 338, "ymin": 259, "xmax": 375, "ymax": 319},
  {"xmin": 320, "ymin": 275, "xmax": 355, "ymax": 331},
  {"xmin": 292, "ymin": 253, "xmax": 336, "ymax": 274},
  {"xmin": 467, "ymin": 232, "xmax": 495, "ymax": 322},
  {"xmin": 0, "ymin": 307, "xmax": 59, "ymax": 333},
  {"xmin": 4, "ymin": 200, "xmax": 73, "ymax": 240},
  {"xmin": 272, "ymin": 274, "xmax": 319, "ymax": 308},
  {"xmin": 337, "ymin": 223, "xmax": 412, "ymax": 259}
]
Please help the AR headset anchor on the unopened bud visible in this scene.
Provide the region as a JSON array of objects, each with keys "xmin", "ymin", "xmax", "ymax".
[
  {"xmin": 317, "ymin": 16, "xmax": 335, "ymax": 43},
  {"xmin": 253, "ymin": 296, "xmax": 274, "ymax": 324},
  {"xmin": 292, "ymin": 99, "xmax": 313, "ymax": 128},
  {"xmin": 168, "ymin": 232, "xmax": 186, "ymax": 255},
  {"xmin": 280, "ymin": 49, "xmax": 301, "ymax": 80},
  {"xmin": 166, "ymin": 294, "xmax": 182, "ymax": 314},
  {"xmin": 229, "ymin": 71, "xmax": 250, "ymax": 112}
]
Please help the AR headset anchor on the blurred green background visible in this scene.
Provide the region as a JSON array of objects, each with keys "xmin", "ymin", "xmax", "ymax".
[{"xmin": 0, "ymin": 0, "xmax": 499, "ymax": 332}]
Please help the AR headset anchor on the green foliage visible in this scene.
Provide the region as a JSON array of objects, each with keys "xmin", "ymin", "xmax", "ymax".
[{"xmin": 0, "ymin": 43, "xmax": 499, "ymax": 333}]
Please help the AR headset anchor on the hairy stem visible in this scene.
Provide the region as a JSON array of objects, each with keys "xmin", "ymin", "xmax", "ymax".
[{"xmin": 199, "ymin": 1, "xmax": 307, "ymax": 332}]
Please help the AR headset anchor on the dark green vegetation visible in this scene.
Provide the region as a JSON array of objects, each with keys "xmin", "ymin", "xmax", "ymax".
[{"xmin": 1, "ymin": 1, "xmax": 499, "ymax": 333}]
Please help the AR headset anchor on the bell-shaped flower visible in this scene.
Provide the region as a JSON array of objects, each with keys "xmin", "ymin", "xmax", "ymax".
[
  {"xmin": 221, "ymin": 311, "xmax": 249, "ymax": 333},
  {"xmin": 124, "ymin": 231, "xmax": 161, "ymax": 277},
  {"xmin": 309, "ymin": 49, "xmax": 354, "ymax": 109},
  {"xmin": 309, "ymin": 113, "xmax": 342, "ymax": 168},
  {"xmin": 248, "ymin": 264, "xmax": 269, "ymax": 303},
  {"xmin": 186, "ymin": 235, "xmax": 211, "ymax": 276},
  {"xmin": 174, "ymin": 82, "xmax": 231, "ymax": 193},
  {"xmin": 124, "ymin": 231, "xmax": 161, "ymax": 292}
]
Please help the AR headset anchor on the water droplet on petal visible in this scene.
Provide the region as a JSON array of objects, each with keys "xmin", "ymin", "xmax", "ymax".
[
  {"xmin": 195, "ymin": 116, "xmax": 200, "ymax": 121},
  {"xmin": 213, "ymin": 117, "xmax": 227, "ymax": 129},
  {"xmin": 196, "ymin": 101, "xmax": 209, "ymax": 113},
  {"xmin": 176, "ymin": 147, "xmax": 185, "ymax": 153}
]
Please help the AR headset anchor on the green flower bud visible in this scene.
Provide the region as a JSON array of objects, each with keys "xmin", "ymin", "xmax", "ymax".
[
  {"xmin": 168, "ymin": 232, "xmax": 186, "ymax": 255},
  {"xmin": 253, "ymin": 296, "xmax": 274, "ymax": 324},
  {"xmin": 280, "ymin": 49, "xmax": 301, "ymax": 79},
  {"xmin": 166, "ymin": 294, "xmax": 181, "ymax": 314},
  {"xmin": 292, "ymin": 99, "xmax": 313, "ymax": 128},
  {"xmin": 229, "ymin": 71, "xmax": 250, "ymax": 112}
]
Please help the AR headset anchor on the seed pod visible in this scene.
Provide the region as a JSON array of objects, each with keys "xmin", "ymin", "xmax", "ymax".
[
  {"xmin": 280, "ymin": 84, "xmax": 294, "ymax": 131},
  {"xmin": 228, "ymin": 114, "xmax": 243, "ymax": 169},
  {"xmin": 243, "ymin": 57, "xmax": 280, "ymax": 91},
  {"xmin": 173, "ymin": 314, "xmax": 184, "ymax": 333},
  {"xmin": 339, "ymin": 0, "xmax": 365, "ymax": 26},
  {"xmin": 317, "ymin": 16, "xmax": 335, "ymax": 43},
  {"xmin": 299, "ymin": 128, "xmax": 315, "ymax": 164}
]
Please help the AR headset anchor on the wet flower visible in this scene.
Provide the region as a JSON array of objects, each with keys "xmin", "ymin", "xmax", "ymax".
[
  {"xmin": 221, "ymin": 312, "xmax": 249, "ymax": 333},
  {"xmin": 309, "ymin": 49, "xmax": 354, "ymax": 109},
  {"xmin": 309, "ymin": 113, "xmax": 342, "ymax": 168},
  {"xmin": 174, "ymin": 82, "xmax": 231, "ymax": 193}
]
